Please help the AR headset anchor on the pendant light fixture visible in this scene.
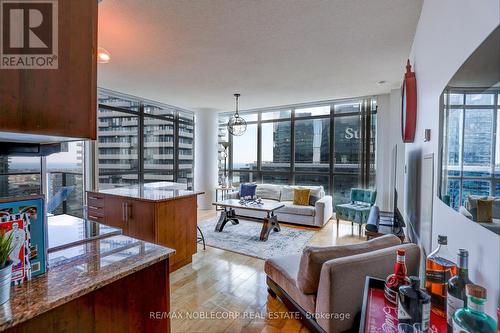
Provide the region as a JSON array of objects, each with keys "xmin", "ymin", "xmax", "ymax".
[{"xmin": 227, "ymin": 93, "xmax": 247, "ymax": 136}]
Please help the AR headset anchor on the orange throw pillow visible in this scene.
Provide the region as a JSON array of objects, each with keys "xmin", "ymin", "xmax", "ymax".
[
  {"xmin": 293, "ymin": 188, "xmax": 311, "ymax": 206},
  {"xmin": 477, "ymin": 199, "xmax": 493, "ymax": 223}
]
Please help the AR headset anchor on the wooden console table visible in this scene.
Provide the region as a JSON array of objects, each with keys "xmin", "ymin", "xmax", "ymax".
[{"xmin": 87, "ymin": 184, "xmax": 204, "ymax": 271}]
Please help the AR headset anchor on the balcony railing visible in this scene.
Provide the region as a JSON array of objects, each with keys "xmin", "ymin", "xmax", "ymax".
[{"xmin": 47, "ymin": 171, "xmax": 84, "ymax": 218}]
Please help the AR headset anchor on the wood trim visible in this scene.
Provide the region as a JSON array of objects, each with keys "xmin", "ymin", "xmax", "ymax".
[{"xmin": 266, "ymin": 277, "xmax": 327, "ymax": 333}]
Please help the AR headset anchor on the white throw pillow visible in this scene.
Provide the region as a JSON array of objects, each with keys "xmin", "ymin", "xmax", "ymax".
[
  {"xmin": 256, "ymin": 184, "xmax": 282, "ymax": 201},
  {"xmin": 281, "ymin": 186, "xmax": 295, "ymax": 202}
]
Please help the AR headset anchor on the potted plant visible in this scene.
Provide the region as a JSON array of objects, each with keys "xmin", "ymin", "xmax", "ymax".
[{"xmin": 0, "ymin": 231, "xmax": 14, "ymax": 304}]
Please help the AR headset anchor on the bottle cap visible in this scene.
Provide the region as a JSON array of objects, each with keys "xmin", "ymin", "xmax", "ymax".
[
  {"xmin": 466, "ymin": 284, "xmax": 487, "ymax": 299},
  {"xmin": 438, "ymin": 235, "xmax": 447, "ymax": 245},
  {"xmin": 397, "ymin": 249, "xmax": 406, "ymax": 256},
  {"xmin": 409, "ymin": 276, "xmax": 420, "ymax": 289},
  {"xmin": 457, "ymin": 249, "xmax": 469, "ymax": 268}
]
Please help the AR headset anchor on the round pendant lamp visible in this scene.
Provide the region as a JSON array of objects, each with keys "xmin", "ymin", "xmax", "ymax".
[{"xmin": 227, "ymin": 93, "xmax": 247, "ymax": 136}]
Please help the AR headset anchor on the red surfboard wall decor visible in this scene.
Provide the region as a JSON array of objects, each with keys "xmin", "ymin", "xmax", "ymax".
[{"xmin": 401, "ymin": 59, "xmax": 417, "ymax": 143}]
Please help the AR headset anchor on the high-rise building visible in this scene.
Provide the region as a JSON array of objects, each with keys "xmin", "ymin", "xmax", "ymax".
[{"xmin": 97, "ymin": 90, "xmax": 195, "ymax": 189}]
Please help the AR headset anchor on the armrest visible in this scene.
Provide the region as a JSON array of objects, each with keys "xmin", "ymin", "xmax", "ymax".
[
  {"xmin": 225, "ymin": 191, "xmax": 240, "ymax": 199},
  {"xmin": 315, "ymin": 243, "xmax": 420, "ymax": 333},
  {"xmin": 458, "ymin": 206, "xmax": 473, "ymax": 220},
  {"xmin": 296, "ymin": 234, "xmax": 402, "ymax": 294},
  {"xmin": 314, "ymin": 195, "xmax": 333, "ymax": 227}
]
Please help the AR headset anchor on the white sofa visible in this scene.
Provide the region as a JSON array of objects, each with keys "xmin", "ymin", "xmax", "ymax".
[
  {"xmin": 225, "ymin": 184, "xmax": 333, "ymax": 227},
  {"xmin": 459, "ymin": 195, "xmax": 500, "ymax": 235}
]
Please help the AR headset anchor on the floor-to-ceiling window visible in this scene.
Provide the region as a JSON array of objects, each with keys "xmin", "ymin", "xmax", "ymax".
[
  {"xmin": 218, "ymin": 97, "xmax": 377, "ymax": 206},
  {"xmin": 0, "ymin": 156, "xmax": 41, "ymax": 198},
  {"xmin": 0, "ymin": 143, "xmax": 85, "ymax": 218},
  {"xmin": 97, "ymin": 89, "xmax": 195, "ymax": 189},
  {"xmin": 441, "ymin": 89, "xmax": 500, "ymax": 209},
  {"xmin": 46, "ymin": 142, "xmax": 85, "ymax": 217}
]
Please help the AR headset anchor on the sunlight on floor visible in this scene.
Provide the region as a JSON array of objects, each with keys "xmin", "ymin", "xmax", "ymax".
[{"xmin": 169, "ymin": 209, "xmax": 365, "ymax": 332}]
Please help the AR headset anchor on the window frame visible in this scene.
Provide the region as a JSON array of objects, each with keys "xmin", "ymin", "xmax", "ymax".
[
  {"xmin": 218, "ymin": 97, "xmax": 377, "ymax": 197},
  {"xmin": 440, "ymin": 88, "xmax": 500, "ymax": 208},
  {"xmin": 97, "ymin": 88, "xmax": 195, "ymax": 189}
]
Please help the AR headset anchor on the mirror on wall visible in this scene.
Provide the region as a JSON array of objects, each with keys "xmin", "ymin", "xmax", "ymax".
[{"xmin": 439, "ymin": 25, "xmax": 500, "ymax": 236}]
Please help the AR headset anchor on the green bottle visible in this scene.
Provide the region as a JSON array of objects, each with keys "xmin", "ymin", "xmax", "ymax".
[{"xmin": 452, "ymin": 284, "xmax": 497, "ymax": 333}]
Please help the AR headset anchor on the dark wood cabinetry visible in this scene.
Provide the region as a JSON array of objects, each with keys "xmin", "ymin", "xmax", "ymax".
[
  {"xmin": 87, "ymin": 191, "xmax": 200, "ymax": 271},
  {"xmin": 0, "ymin": 0, "xmax": 98, "ymax": 140},
  {"xmin": 4, "ymin": 258, "xmax": 170, "ymax": 333}
]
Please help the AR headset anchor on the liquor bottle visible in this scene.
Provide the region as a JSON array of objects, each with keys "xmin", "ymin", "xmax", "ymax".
[
  {"xmin": 447, "ymin": 249, "xmax": 473, "ymax": 329},
  {"xmin": 398, "ymin": 276, "xmax": 431, "ymax": 331},
  {"xmin": 384, "ymin": 249, "xmax": 411, "ymax": 304},
  {"xmin": 426, "ymin": 235, "xmax": 457, "ymax": 318},
  {"xmin": 452, "ymin": 284, "xmax": 497, "ymax": 333}
]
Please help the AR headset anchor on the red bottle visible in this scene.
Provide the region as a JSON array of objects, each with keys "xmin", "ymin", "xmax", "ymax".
[{"xmin": 385, "ymin": 249, "xmax": 411, "ymax": 304}]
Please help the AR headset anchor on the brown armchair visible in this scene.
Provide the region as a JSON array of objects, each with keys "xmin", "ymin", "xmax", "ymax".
[{"xmin": 264, "ymin": 235, "xmax": 420, "ymax": 333}]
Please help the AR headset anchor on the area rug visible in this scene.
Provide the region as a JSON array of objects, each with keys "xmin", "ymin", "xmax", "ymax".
[{"xmin": 198, "ymin": 218, "xmax": 316, "ymax": 260}]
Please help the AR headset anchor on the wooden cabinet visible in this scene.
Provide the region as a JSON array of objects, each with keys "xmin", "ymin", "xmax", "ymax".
[
  {"xmin": 0, "ymin": 0, "xmax": 98, "ymax": 140},
  {"xmin": 102, "ymin": 195, "xmax": 128, "ymax": 232},
  {"xmin": 87, "ymin": 191, "xmax": 197, "ymax": 271},
  {"xmin": 5, "ymin": 260, "xmax": 170, "ymax": 333},
  {"xmin": 156, "ymin": 197, "xmax": 197, "ymax": 269},
  {"xmin": 126, "ymin": 200, "xmax": 155, "ymax": 243}
]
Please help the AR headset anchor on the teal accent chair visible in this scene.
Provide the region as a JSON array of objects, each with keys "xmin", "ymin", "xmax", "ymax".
[{"xmin": 335, "ymin": 188, "xmax": 377, "ymax": 235}]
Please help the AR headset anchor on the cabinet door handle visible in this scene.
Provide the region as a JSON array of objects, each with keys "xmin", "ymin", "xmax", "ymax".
[
  {"xmin": 122, "ymin": 202, "xmax": 126, "ymax": 221},
  {"xmin": 88, "ymin": 205, "xmax": 100, "ymax": 210},
  {"xmin": 124, "ymin": 202, "xmax": 130, "ymax": 222}
]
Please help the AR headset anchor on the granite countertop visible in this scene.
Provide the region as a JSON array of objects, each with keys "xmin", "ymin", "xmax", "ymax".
[
  {"xmin": 47, "ymin": 214, "xmax": 121, "ymax": 252},
  {"xmin": 0, "ymin": 233, "xmax": 174, "ymax": 331},
  {"xmin": 95, "ymin": 182, "xmax": 204, "ymax": 202}
]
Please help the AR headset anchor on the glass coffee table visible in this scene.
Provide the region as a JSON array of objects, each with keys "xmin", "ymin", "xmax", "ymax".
[{"xmin": 212, "ymin": 199, "xmax": 285, "ymax": 241}]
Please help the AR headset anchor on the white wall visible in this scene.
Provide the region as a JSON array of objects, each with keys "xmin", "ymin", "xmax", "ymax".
[
  {"xmin": 376, "ymin": 91, "xmax": 406, "ymax": 212},
  {"xmin": 406, "ymin": 0, "xmax": 500, "ymax": 316},
  {"xmin": 194, "ymin": 110, "xmax": 218, "ymax": 209}
]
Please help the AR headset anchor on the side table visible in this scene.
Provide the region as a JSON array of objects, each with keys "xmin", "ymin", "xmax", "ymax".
[{"xmin": 215, "ymin": 187, "xmax": 237, "ymax": 211}]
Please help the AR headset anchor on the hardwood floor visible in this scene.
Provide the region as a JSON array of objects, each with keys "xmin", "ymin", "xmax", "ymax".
[{"xmin": 170, "ymin": 209, "xmax": 366, "ymax": 333}]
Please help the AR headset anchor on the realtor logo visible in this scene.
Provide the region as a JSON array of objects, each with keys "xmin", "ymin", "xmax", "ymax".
[{"xmin": 0, "ymin": 0, "xmax": 58, "ymax": 69}]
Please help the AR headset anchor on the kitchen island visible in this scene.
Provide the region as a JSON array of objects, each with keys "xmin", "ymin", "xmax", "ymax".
[
  {"xmin": 87, "ymin": 183, "xmax": 204, "ymax": 271},
  {"xmin": 0, "ymin": 218, "xmax": 174, "ymax": 332}
]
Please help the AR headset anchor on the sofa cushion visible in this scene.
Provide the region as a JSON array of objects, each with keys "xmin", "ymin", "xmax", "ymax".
[
  {"xmin": 279, "ymin": 202, "xmax": 316, "ymax": 216},
  {"xmin": 477, "ymin": 199, "xmax": 493, "ymax": 223},
  {"xmin": 293, "ymin": 188, "xmax": 311, "ymax": 206},
  {"xmin": 256, "ymin": 184, "xmax": 281, "ymax": 201},
  {"xmin": 297, "ymin": 234, "xmax": 402, "ymax": 294},
  {"xmin": 301, "ymin": 186, "xmax": 324, "ymax": 198},
  {"xmin": 281, "ymin": 186, "xmax": 295, "ymax": 202},
  {"xmin": 240, "ymin": 183, "xmax": 257, "ymax": 199},
  {"xmin": 309, "ymin": 195, "xmax": 320, "ymax": 206},
  {"xmin": 351, "ymin": 188, "xmax": 377, "ymax": 205},
  {"xmin": 264, "ymin": 254, "xmax": 316, "ymax": 313},
  {"xmin": 281, "ymin": 185, "xmax": 324, "ymax": 202},
  {"xmin": 467, "ymin": 195, "xmax": 500, "ymax": 220}
]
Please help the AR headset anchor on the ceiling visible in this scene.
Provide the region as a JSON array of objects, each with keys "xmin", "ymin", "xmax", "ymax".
[
  {"xmin": 97, "ymin": 0, "xmax": 423, "ymax": 112},
  {"xmin": 448, "ymin": 25, "xmax": 500, "ymax": 89}
]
